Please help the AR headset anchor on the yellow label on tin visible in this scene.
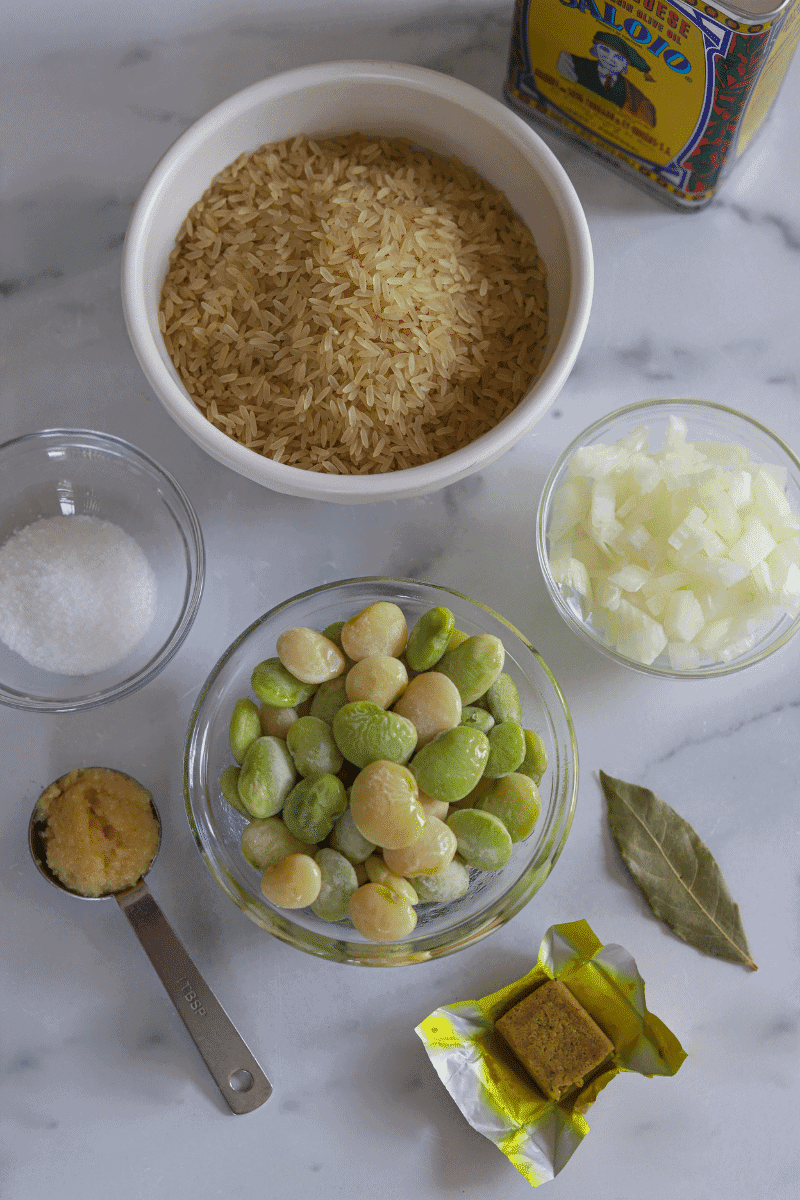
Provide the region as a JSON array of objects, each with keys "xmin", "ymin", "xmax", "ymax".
[
  {"xmin": 526, "ymin": 0, "xmax": 710, "ymax": 169},
  {"xmin": 505, "ymin": 0, "xmax": 794, "ymax": 202},
  {"xmin": 737, "ymin": 0, "xmax": 800, "ymax": 157}
]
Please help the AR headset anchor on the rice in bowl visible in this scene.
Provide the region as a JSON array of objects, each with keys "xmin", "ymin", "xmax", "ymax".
[{"xmin": 159, "ymin": 133, "xmax": 549, "ymax": 475}]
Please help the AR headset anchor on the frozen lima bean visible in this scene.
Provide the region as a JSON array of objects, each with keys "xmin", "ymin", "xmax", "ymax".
[
  {"xmin": 220, "ymin": 598, "xmax": 551, "ymax": 943},
  {"xmin": 413, "ymin": 857, "xmax": 470, "ymax": 904},
  {"xmin": 309, "ymin": 675, "xmax": 349, "ymax": 725},
  {"xmin": 349, "ymin": 760, "xmax": 425, "ymax": 849},
  {"xmin": 345, "ymin": 655, "xmax": 408, "ymax": 708},
  {"xmin": 447, "ymin": 808, "xmax": 513, "ymax": 870},
  {"xmin": 312, "ymin": 849, "xmax": 359, "ymax": 921},
  {"xmin": 405, "ymin": 606, "xmax": 455, "ymax": 671},
  {"xmin": 276, "ymin": 626, "xmax": 346, "ymax": 684},
  {"xmin": 483, "ymin": 720, "xmax": 526, "ymax": 778},
  {"xmin": 485, "ymin": 672, "xmax": 522, "ymax": 724},
  {"xmin": 393, "ymin": 671, "xmax": 462, "ymax": 747},
  {"xmin": 241, "ymin": 816, "xmax": 314, "ymax": 870},
  {"xmin": 251, "ymin": 657, "xmax": 316, "ymax": 708},
  {"xmin": 259, "ymin": 702, "xmax": 299, "ymax": 739},
  {"xmin": 286, "ymin": 715, "xmax": 343, "ymax": 777},
  {"xmin": 261, "ymin": 853, "xmax": 322, "ymax": 908},
  {"xmin": 282, "ymin": 773, "xmax": 348, "ymax": 843},
  {"xmin": 475, "ymin": 773, "xmax": 542, "ymax": 842},
  {"xmin": 363, "ymin": 854, "xmax": 419, "ymax": 905},
  {"xmin": 435, "ymin": 634, "xmax": 505, "ymax": 705},
  {"xmin": 340, "ymin": 602, "xmax": 407, "ymax": 660},
  {"xmin": 348, "ymin": 882, "xmax": 417, "ymax": 941},
  {"xmin": 229, "ymin": 698, "xmax": 261, "ymax": 764},
  {"xmin": 382, "ymin": 816, "xmax": 457, "ymax": 878},
  {"xmin": 237, "ymin": 736, "xmax": 296, "ymax": 818},
  {"xmin": 409, "ymin": 726, "xmax": 490, "ymax": 804},
  {"xmin": 332, "ymin": 700, "xmax": 417, "ymax": 768},
  {"xmin": 220, "ymin": 765, "xmax": 246, "ymax": 814}
]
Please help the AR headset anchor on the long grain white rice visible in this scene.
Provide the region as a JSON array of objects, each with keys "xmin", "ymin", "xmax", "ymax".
[{"xmin": 159, "ymin": 133, "xmax": 549, "ymax": 475}]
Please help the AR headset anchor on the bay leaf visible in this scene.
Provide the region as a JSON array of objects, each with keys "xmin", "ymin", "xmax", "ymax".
[{"xmin": 600, "ymin": 770, "xmax": 757, "ymax": 970}]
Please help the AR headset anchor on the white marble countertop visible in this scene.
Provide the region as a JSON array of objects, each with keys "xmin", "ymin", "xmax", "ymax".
[{"xmin": 3, "ymin": 3, "xmax": 799, "ymax": 1197}]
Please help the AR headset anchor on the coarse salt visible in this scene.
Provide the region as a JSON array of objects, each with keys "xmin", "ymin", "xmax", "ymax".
[{"xmin": 0, "ymin": 515, "xmax": 157, "ymax": 676}]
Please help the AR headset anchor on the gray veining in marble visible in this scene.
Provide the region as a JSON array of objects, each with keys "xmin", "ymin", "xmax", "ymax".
[{"xmin": 2, "ymin": 2, "xmax": 799, "ymax": 1199}]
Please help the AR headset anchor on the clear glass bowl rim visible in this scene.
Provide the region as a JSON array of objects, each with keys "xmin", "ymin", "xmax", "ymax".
[
  {"xmin": 183, "ymin": 576, "xmax": 578, "ymax": 966},
  {"xmin": 536, "ymin": 398, "xmax": 800, "ymax": 679}
]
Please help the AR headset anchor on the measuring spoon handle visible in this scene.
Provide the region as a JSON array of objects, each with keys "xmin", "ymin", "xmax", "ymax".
[{"xmin": 116, "ymin": 881, "xmax": 272, "ymax": 1114}]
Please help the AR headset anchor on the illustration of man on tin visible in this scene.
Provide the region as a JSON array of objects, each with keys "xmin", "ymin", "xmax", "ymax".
[{"xmin": 557, "ymin": 32, "xmax": 657, "ymax": 127}]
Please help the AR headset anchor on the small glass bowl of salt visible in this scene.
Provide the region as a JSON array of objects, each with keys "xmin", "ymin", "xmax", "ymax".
[{"xmin": 0, "ymin": 429, "xmax": 204, "ymax": 711}]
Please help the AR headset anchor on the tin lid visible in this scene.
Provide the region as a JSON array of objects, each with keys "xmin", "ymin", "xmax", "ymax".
[{"xmin": 726, "ymin": 0, "xmax": 794, "ymax": 18}]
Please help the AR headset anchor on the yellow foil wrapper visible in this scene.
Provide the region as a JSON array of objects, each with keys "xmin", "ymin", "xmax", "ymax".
[{"xmin": 415, "ymin": 919, "xmax": 686, "ymax": 1187}]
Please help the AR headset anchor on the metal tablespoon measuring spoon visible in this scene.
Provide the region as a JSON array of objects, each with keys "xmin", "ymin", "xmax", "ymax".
[{"xmin": 28, "ymin": 772, "xmax": 272, "ymax": 1115}]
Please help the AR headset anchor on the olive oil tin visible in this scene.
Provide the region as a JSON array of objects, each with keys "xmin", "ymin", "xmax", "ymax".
[{"xmin": 504, "ymin": 0, "xmax": 800, "ymax": 207}]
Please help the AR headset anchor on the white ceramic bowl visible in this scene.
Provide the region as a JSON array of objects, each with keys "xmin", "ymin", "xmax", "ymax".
[
  {"xmin": 537, "ymin": 399, "xmax": 800, "ymax": 678},
  {"xmin": 122, "ymin": 60, "xmax": 593, "ymax": 504}
]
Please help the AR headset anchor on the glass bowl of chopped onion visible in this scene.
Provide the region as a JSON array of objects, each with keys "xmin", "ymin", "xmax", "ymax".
[
  {"xmin": 184, "ymin": 577, "xmax": 577, "ymax": 966},
  {"xmin": 0, "ymin": 429, "xmax": 205, "ymax": 711},
  {"xmin": 537, "ymin": 399, "xmax": 800, "ymax": 678}
]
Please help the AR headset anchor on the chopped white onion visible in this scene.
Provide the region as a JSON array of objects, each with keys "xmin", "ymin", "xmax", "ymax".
[{"xmin": 547, "ymin": 417, "xmax": 800, "ymax": 667}]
